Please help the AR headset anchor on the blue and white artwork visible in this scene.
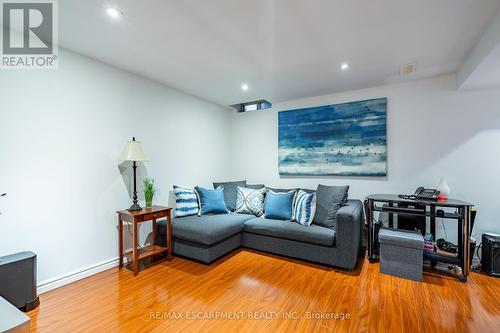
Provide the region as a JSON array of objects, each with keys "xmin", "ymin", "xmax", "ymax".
[{"xmin": 278, "ymin": 98, "xmax": 387, "ymax": 176}]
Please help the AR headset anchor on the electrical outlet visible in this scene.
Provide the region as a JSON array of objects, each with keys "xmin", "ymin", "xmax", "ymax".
[{"xmin": 400, "ymin": 63, "xmax": 416, "ymax": 76}]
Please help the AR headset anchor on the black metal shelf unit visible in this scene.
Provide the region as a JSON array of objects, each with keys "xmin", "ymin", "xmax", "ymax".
[{"xmin": 364, "ymin": 194, "xmax": 474, "ymax": 282}]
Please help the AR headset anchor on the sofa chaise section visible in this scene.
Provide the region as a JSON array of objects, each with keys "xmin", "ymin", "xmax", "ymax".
[{"xmin": 157, "ymin": 213, "xmax": 254, "ymax": 263}]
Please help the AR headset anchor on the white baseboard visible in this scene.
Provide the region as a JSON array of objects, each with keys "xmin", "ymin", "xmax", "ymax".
[{"xmin": 37, "ymin": 257, "xmax": 119, "ymax": 294}]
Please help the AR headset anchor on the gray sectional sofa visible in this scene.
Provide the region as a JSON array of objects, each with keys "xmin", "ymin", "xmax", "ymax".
[{"xmin": 157, "ymin": 199, "xmax": 363, "ymax": 270}]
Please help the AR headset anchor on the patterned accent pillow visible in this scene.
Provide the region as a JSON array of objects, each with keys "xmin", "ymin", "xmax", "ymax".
[
  {"xmin": 235, "ymin": 186, "xmax": 266, "ymax": 216},
  {"xmin": 293, "ymin": 190, "xmax": 317, "ymax": 226},
  {"xmin": 173, "ymin": 186, "xmax": 199, "ymax": 217}
]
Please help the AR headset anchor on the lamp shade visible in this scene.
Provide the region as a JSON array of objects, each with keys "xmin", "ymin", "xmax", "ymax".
[{"xmin": 121, "ymin": 138, "xmax": 148, "ymax": 162}]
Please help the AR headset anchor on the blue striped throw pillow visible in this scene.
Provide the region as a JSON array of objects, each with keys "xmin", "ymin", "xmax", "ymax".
[
  {"xmin": 293, "ymin": 190, "xmax": 316, "ymax": 226},
  {"xmin": 173, "ymin": 186, "xmax": 199, "ymax": 217}
]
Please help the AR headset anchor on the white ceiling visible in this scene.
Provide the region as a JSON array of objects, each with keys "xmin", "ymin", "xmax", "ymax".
[
  {"xmin": 457, "ymin": 10, "xmax": 500, "ymax": 90},
  {"xmin": 462, "ymin": 44, "xmax": 500, "ymax": 89},
  {"xmin": 59, "ymin": 0, "xmax": 500, "ymax": 106}
]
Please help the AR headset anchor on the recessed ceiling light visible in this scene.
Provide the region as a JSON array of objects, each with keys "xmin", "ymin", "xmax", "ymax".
[
  {"xmin": 340, "ymin": 63, "xmax": 349, "ymax": 70},
  {"xmin": 241, "ymin": 83, "xmax": 249, "ymax": 91},
  {"xmin": 106, "ymin": 8, "xmax": 123, "ymax": 19}
]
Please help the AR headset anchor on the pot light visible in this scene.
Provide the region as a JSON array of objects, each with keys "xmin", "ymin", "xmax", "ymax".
[
  {"xmin": 340, "ymin": 63, "xmax": 350, "ymax": 70},
  {"xmin": 241, "ymin": 83, "xmax": 249, "ymax": 91},
  {"xmin": 106, "ymin": 7, "xmax": 123, "ymax": 19}
]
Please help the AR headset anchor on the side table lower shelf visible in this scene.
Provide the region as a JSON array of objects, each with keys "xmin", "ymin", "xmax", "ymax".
[{"xmin": 124, "ymin": 245, "xmax": 169, "ymax": 262}]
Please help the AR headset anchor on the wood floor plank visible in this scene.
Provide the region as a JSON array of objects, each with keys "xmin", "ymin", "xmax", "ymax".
[{"xmin": 27, "ymin": 250, "xmax": 500, "ymax": 332}]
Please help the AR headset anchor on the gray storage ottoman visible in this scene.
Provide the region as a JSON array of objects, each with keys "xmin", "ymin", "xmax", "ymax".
[{"xmin": 379, "ymin": 228, "xmax": 424, "ymax": 281}]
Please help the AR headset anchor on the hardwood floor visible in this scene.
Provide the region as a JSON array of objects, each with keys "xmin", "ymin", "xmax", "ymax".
[{"xmin": 28, "ymin": 249, "xmax": 500, "ymax": 333}]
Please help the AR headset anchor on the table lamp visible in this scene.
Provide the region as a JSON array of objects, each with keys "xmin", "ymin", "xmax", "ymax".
[{"xmin": 121, "ymin": 137, "xmax": 148, "ymax": 211}]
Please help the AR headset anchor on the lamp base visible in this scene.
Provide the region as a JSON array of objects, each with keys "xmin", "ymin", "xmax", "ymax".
[{"xmin": 128, "ymin": 203, "xmax": 142, "ymax": 211}]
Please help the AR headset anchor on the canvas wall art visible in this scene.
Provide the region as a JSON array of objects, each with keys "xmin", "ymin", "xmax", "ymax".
[{"xmin": 278, "ymin": 98, "xmax": 387, "ymax": 176}]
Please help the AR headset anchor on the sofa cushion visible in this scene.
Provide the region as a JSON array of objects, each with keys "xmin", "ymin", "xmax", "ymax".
[
  {"xmin": 264, "ymin": 190, "xmax": 295, "ymax": 220},
  {"xmin": 213, "ymin": 180, "xmax": 246, "ymax": 211},
  {"xmin": 246, "ymin": 184, "xmax": 266, "ymax": 190},
  {"xmin": 268, "ymin": 187, "xmax": 296, "ymax": 193},
  {"xmin": 294, "ymin": 190, "xmax": 317, "ymax": 226},
  {"xmin": 243, "ymin": 218, "xmax": 336, "ymax": 246},
  {"xmin": 269, "ymin": 188, "xmax": 315, "ymax": 194},
  {"xmin": 195, "ymin": 186, "xmax": 229, "ymax": 215},
  {"xmin": 173, "ymin": 185, "xmax": 199, "ymax": 217},
  {"xmin": 313, "ymin": 184, "xmax": 349, "ymax": 228},
  {"xmin": 235, "ymin": 186, "xmax": 266, "ymax": 216},
  {"xmin": 171, "ymin": 214, "xmax": 254, "ymax": 246}
]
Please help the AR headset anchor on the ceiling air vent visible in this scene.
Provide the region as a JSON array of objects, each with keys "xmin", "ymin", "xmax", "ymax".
[
  {"xmin": 400, "ymin": 63, "xmax": 416, "ymax": 76},
  {"xmin": 231, "ymin": 100, "xmax": 272, "ymax": 113}
]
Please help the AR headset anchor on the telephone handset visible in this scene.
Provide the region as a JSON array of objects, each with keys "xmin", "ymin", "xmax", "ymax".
[{"xmin": 414, "ymin": 186, "xmax": 440, "ymax": 200}]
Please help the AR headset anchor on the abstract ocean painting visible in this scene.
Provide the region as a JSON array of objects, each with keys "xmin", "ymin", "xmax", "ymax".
[{"xmin": 278, "ymin": 98, "xmax": 387, "ymax": 176}]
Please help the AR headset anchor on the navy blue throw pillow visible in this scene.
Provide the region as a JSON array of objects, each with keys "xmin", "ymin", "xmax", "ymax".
[
  {"xmin": 264, "ymin": 190, "xmax": 295, "ymax": 220},
  {"xmin": 195, "ymin": 186, "xmax": 229, "ymax": 216}
]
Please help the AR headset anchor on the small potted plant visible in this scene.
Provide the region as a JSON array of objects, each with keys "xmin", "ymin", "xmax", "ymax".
[{"xmin": 143, "ymin": 178, "xmax": 156, "ymax": 208}]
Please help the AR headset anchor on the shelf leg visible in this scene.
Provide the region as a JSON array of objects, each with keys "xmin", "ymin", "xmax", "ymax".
[
  {"xmin": 463, "ymin": 206, "xmax": 471, "ymax": 277},
  {"xmin": 167, "ymin": 210, "xmax": 172, "ymax": 260},
  {"xmin": 365, "ymin": 199, "xmax": 376, "ymax": 262},
  {"xmin": 133, "ymin": 221, "xmax": 138, "ymax": 276},
  {"xmin": 118, "ymin": 217, "xmax": 123, "ymax": 269}
]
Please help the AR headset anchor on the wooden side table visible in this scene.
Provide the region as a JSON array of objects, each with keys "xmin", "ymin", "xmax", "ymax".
[{"xmin": 117, "ymin": 205, "xmax": 172, "ymax": 276}]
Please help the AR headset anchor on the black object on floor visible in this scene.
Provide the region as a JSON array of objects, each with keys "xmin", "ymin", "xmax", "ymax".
[
  {"xmin": 436, "ymin": 238, "xmax": 458, "ymax": 254},
  {"xmin": 481, "ymin": 233, "xmax": 500, "ymax": 277},
  {"xmin": 0, "ymin": 251, "xmax": 40, "ymax": 311}
]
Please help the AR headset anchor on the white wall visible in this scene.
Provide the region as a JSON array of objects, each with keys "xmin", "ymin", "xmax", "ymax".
[
  {"xmin": 231, "ymin": 75, "xmax": 500, "ymax": 240},
  {"xmin": 0, "ymin": 49, "xmax": 232, "ymax": 285}
]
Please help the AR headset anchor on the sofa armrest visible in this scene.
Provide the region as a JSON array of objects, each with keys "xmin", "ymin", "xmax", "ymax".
[{"xmin": 334, "ymin": 199, "xmax": 364, "ymax": 269}]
